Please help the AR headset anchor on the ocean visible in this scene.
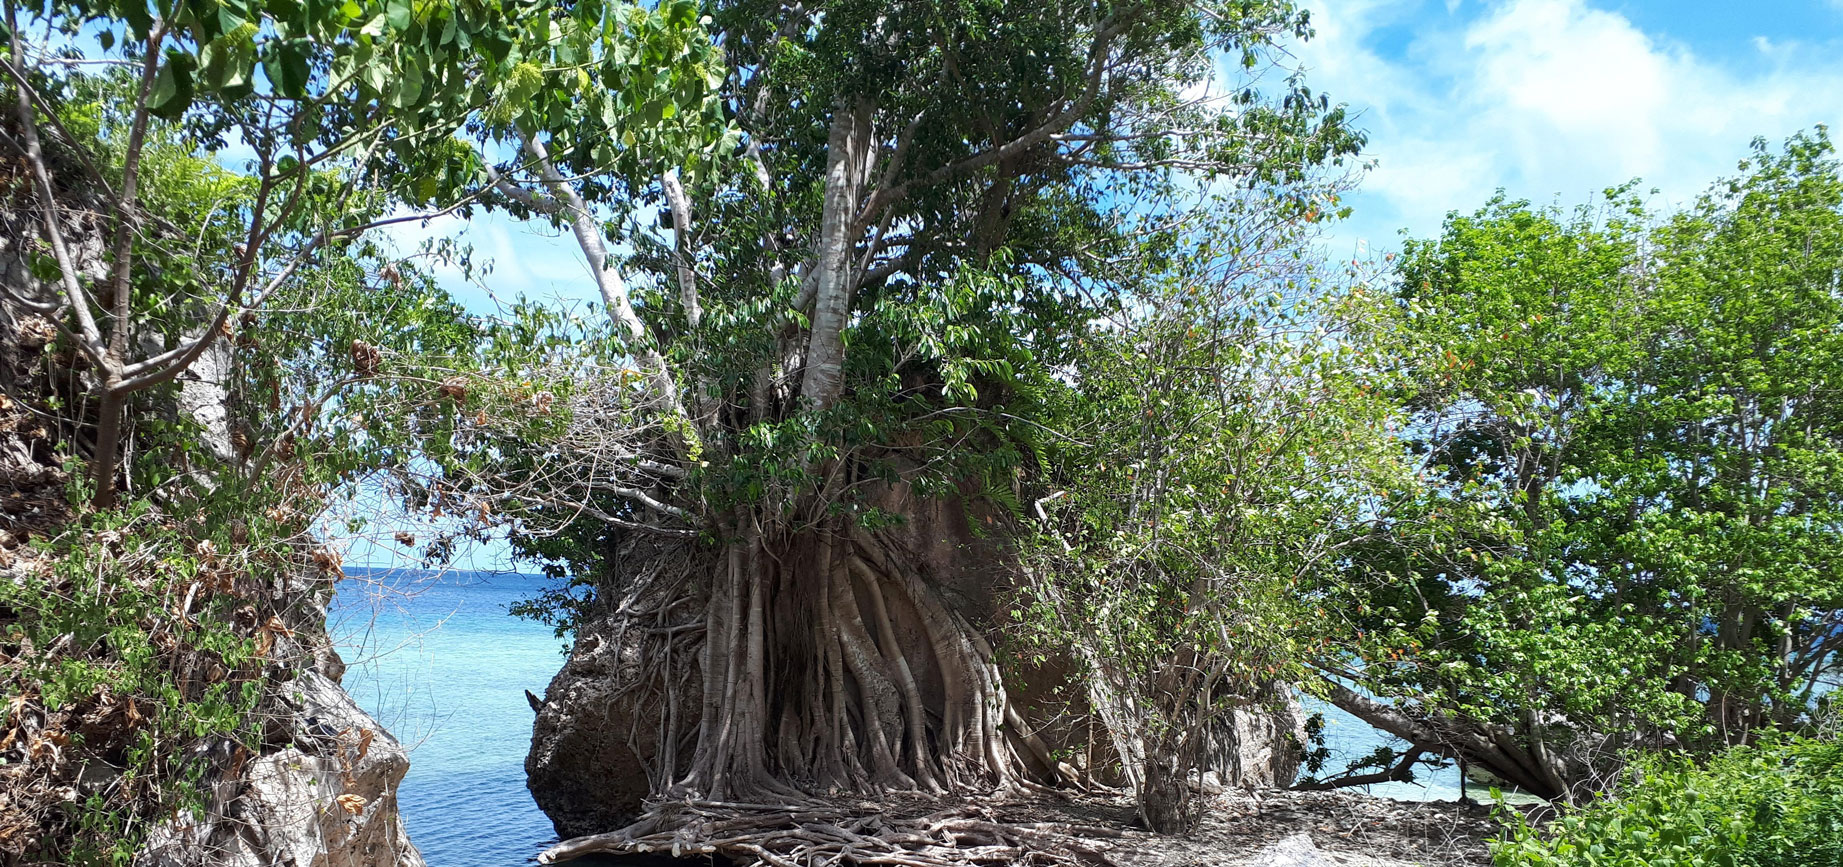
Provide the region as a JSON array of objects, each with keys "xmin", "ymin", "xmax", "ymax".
[
  {"xmin": 330, "ymin": 569, "xmax": 1460, "ymax": 867},
  {"xmin": 331, "ymin": 569, "xmax": 567, "ymax": 866}
]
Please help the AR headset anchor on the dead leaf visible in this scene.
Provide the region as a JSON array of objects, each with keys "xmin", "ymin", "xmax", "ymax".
[
  {"xmin": 264, "ymin": 616, "xmax": 296, "ymax": 639},
  {"xmin": 335, "ymin": 793, "xmax": 367, "ymax": 815}
]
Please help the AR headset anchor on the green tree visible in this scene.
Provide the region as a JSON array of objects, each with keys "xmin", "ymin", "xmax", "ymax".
[
  {"xmin": 434, "ymin": 0, "xmax": 1365, "ymax": 844},
  {"xmin": 1327, "ymin": 130, "xmax": 1843, "ymax": 801},
  {"xmin": 1, "ymin": 0, "xmax": 726, "ymax": 508},
  {"xmin": 0, "ymin": 96, "xmax": 479, "ymax": 864},
  {"xmin": 0, "ymin": 0, "xmax": 725, "ymax": 856},
  {"xmin": 1019, "ymin": 186, "xmax": 1408, "ymax": 829}
]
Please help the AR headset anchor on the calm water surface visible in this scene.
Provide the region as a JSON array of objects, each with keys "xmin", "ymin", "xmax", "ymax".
[
  {"xmin": 332, "ymin": 569, "xmax": 570, "ymax": 866},
  {"xmin": 331, "ymin": 569, "xmax": 1457, "ymax": 867}
]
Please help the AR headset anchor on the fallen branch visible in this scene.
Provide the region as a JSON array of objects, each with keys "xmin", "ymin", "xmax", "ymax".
[{"xmin": 1291, "ymin": 748, "xmax": 1426, "ymax": 792}]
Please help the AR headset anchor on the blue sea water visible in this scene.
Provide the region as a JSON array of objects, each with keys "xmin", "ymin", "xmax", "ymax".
[
  {"xmin": 329, "ymin": 569, "xmax": 1459, "ymax": 867},
  {"xmin": 331, "ymin": 569, "xmax": 571, "ymax": 866}
]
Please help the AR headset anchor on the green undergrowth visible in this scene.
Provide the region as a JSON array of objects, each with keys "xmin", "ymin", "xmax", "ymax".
[
  {"xmin": 1493, "ymin": 732, "xmax": 1843, "ymax": 867},
  {"xmin": 0, "ymin": 491, "xmax": 317, "ymax": 865}
]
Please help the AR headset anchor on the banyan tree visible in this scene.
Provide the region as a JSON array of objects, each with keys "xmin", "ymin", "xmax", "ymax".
[{"xmin": 420, "ymin": 0, "xmax": 1365, "ymax": 855}]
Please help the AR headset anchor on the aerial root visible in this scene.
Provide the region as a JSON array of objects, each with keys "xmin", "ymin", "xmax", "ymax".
[{"xmin": 538, "ymin": 796, "xmax": 1129, "ymax": 866}]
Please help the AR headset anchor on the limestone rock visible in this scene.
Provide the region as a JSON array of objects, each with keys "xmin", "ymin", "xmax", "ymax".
[
  {"xmin": 136, "ymin": 661, "xmax": 425, "ymax": 867},
  {"xmin": 525, "ymin": 606, "xmax": 697, "ymax": 838}
]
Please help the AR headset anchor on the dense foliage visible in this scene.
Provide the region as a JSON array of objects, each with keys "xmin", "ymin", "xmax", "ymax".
[
  {"xmin": 1320, "ymin": 130, "xmax": 1843, "ymax": 801},
  {"xmin": 1016, "ymin": 185, "xmax": 1409, "ymax": 826},
  {"xmin": 1494, "ymin": 731, "xmax": 1843, "ymax": 867},
  {"xmin": 0, "ymin": 4, "xmax": 501, "ymax": 856}
]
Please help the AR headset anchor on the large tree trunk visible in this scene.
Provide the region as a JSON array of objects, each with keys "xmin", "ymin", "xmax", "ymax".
[
  {"xmin": 680, "ymin": 521, "xmax": 1015, "ymax": 797},
  {"xmin": 797, "ymin": 95, "xmax": 875, "ymax": 412},
  {"xmin": 528, "ymin": 498, "xmax": 1038, "ymax": 838},
  {"xmin": 1318, "ymin": 677, "xmax": 1617, "ymax": 803}
]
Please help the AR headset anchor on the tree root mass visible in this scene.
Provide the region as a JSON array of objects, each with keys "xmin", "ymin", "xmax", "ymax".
[{"xmin": 538, "ymin": 790, "xmax": 1498, "ymax": 867}]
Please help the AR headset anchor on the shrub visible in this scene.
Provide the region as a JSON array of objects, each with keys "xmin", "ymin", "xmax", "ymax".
[
  {"xmin": 0, "ymin": 494, "xmax": 311, "ymax": 864},
  {"xmin": 1493, "ymin": 734, "xmax": 1843, "ymax": 867}
]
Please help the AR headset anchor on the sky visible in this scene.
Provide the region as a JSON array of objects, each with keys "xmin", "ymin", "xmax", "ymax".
[
  {"xmin": 1292, "ymin": 0, "xmax": 1843, "ymax": 258},
  {"xmin": 357, "ymin": 0, "xmax": 1843, "ymax": 568},
  {"xmin": 391, "ymin": 0, "xmax": 1843, "ymax": 311}
]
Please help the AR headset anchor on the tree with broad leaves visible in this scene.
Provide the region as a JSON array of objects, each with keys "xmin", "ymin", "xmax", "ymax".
[
  {"xmin": 1, "ymin": 0, "xmax": 727, "ymax": 509},
  {"xmin": 428, "ymin": 0, "xmax": 1366, "ymax": 850},
  {"xmin": 1324, "ymin": 130, "xmax": 1843, "ymax": 803}
]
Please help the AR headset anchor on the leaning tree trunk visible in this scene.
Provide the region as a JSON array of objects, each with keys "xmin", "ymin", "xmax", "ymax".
[{"xmin": 1319, "ymin": 678, "xmax": 1610, "ymax": 803}]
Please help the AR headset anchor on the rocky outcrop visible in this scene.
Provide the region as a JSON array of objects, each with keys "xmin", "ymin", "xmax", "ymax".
[
  {"xmin": 525, "ymin": 603, "xmax": 698, "ymax": 839},
  {"xmin": 135, "ymin": 595, "xmax": 425, "ymax": 867},
  {"xmin": 1211, "ymin": 683, "xmax": 1309, "ymax": 791},
  {"xmin": 0, "ymin": 202, "xmax": 423, "ymax": 866}
]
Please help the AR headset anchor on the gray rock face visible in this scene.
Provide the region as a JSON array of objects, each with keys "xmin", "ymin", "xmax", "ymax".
[
  {"xmin": 1214, "ymin": 683, "xmax": 1308, "ymax": 790},
  {"xmin": 135, "ymin": 585, "xmax": 426, "ymax": 867},
  {"xmin": 525, "ymin": 609, "xmax": 695, "ymax": 838},
  {"xmin": 139, "ymin": 667, "xmax": 424, "ymax": 867}
]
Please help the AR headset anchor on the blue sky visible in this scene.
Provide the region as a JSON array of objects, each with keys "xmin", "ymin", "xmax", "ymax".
[
  {"xmin": 356, "ymin": 0, "xmax": 1843, "ymax": 569},
  {"xmin": 1291, "ymin": 0, "xmax": 1843, "ymax": 257}
]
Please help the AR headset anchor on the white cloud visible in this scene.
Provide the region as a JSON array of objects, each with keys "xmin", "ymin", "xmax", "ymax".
[{"xmin": 1294, "ymin": 0, "xmax": 1843, "ymax": 252}]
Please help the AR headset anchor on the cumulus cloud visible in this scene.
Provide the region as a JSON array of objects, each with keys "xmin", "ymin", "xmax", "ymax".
[{"xmin": 1294, "ymin": 0, "xmax": 1843, "ymax": 251}]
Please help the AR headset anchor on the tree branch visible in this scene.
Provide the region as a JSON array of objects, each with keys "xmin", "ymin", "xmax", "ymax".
[
  {"xmin": 661, "ymin": 168, "xmax": 700, "ymax": 329},
  {"xmin": 5, "ymin": 0, "xmax": 105, "ymax": 366},
  {"xmin": 102, "ymin": 18, "xmax": 169, "ymax": 373},
  {"xmin": 1292, "ymin": 748, "xmax": 1425, "ymax": 792},
  {"xmin": 519, "ymin": 132, "xmax": 688, "ymax": 428}
]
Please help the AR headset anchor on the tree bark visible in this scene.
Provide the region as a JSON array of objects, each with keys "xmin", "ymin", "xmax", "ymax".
[
  {"xmin": 798, "ymin": 96, "xmax": 874, "ymax": 411},
  {"xmin": 1318, "ymin": 677, "xmax": 1572, "ymax": 802},
  {"xmin": 534, "ymin": 516, "xmax": 1033, "ymax": 830}
]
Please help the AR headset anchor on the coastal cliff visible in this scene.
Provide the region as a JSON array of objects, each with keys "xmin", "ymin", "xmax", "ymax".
[{"xmin": 0, "ymin": 218, "xmax": 422, "ymax": 866}]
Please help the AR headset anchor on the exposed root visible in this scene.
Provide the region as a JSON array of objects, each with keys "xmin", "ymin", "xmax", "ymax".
[
  {"xmin": 537, "ymin": 788, "xmax": 1501, "ymax": 867},
  {"xmin": 539, "ymin": 794, "xmax": 1127, "ymax": 867}
]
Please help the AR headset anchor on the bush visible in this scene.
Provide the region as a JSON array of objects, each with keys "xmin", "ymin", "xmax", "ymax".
[
  {"xmin": 0, "ymin": 494, "xmax": 308, "ymax": 864},
  {"xmin": 1493, "ymin": 734, "xmax": 1843, "ymax": 867}
]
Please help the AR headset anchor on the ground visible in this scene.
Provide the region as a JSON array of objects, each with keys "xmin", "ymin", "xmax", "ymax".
[{"xmin": 543, "ymin": 788, "xmax": 1499, "ymax": 867}]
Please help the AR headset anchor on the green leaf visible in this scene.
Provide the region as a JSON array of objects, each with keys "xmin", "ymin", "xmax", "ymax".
[
  {"xmin": 120, "ymin": 0, "xmax": 154, "ymax": 37},
  {"xmin": 270, "ymin": 40, "xmax": 311, "ymax": 97},
  {"xmin": 198, "ymin": 22, "xmax": 258, "ymax": 91},
  {"xmin": 386, "ymin": 0, "xmax": 411, "ymax": 31},
  {"xmin": 147, "ymin": 50, "xmax": 196, "ymax": 120},
  {"xmin": 214, "ymin": 1, "xmax": 247, "ymax": 37},
  {"xmin": 661, "ymin": 0, "xmax": 696, "ymax": 28},
  {"xmin": 390, "ymin": 58, "xmax": 424, "ymax": 107}
]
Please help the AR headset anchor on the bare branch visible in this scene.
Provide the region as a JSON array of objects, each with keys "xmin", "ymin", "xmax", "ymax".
[
  {"xmin": 5, "ymin": 1, "xmax": 105, "ymax": 366},
  {"xmin": 661, "ymin": 168, "xmax": 700, "ymax": 330},
  {"xmin": 519, "ymin": 132, "xmax": 688, "ymax": 428},
  {"xmin": 102, "ymin": 19, "xmax": 170, "ymax": 372}
]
